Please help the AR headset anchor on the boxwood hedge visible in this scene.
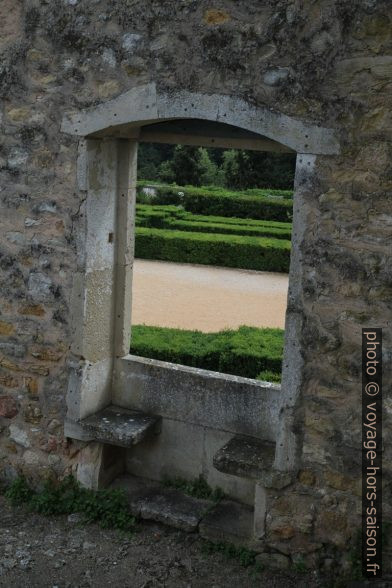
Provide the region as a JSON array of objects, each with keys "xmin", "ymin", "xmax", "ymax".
[
  {"xmin": 137, "ymin": 183, "xmax": 293, "ymax": 222},
  {"xmin": 135, "ymin": 204, "xmax": 292, "ymax": 240},
  {"xmin": 135, "ymin": 227, "xmax": 291, "ymax": 273},
  {"xmin": 183, "ymin": 191, "xmax": 293, "ymax": 222},
  {"xmin": 130, "ymin": 325, "xmax": 284, "ymax": 380}
]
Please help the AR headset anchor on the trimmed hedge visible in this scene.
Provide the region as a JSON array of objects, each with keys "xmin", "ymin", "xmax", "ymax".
[
  {"xmin": 166, "ymin": 219, "xmax": 292, "ymax": 240},
  {"xmin": 137, "ymin": 180, "xmax": 293, "ymax": 200},
  {"xmin": 130, "ymin": 325, "xmax": 284, "ymax": 380},
  {"xmin": 135, "ymin": 227, "xmax": 291, "ymax": 273},
  {"xmin": 135, "ymin": 204, "xmax": 292, "ymax": 240},
  {"xmin": 180, "ymin": 212, "xmax": 291, "ymax": 230},
  {"xmin": 183, "ymin": 191, "xmax": 292, "ymax": 221},
  {"xmin": 137, "ymin": 182, "xmax": 293, "ymax": 222}
]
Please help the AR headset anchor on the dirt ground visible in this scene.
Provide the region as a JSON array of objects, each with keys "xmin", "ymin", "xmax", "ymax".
[
  {"xmin": 132, "ymin": 260, "xmax": 288, "ymax": 331},
  {"xmin": 0, "ymin": 495, "xmax": 321, "ymax": 588}
]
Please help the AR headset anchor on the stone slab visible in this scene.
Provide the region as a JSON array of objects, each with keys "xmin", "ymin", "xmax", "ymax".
[
  {"xmin": 113, "ymin": 355, "xmax": 281, "ymax": 441},
  {"xmin": 213, "ymin": 435, "xmax": 275, "ymax": 479},
  {"xmin": 110, "ymin": 474, "xmax": 210, "ymax": 532},
  {"xmin": 79, "ymin": 405, "xmax": 161, "ymax": 448},
  {"xmin": 199, "ymin": 500, "xmax": 254, "ymax": 545}
]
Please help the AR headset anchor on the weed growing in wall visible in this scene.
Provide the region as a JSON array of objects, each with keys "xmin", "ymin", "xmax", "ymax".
[{"xmin": 162, "ymin": 474, "xmax": 225, "ymax": 503}]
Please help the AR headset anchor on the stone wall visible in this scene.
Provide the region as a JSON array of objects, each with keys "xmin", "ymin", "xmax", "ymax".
[{"xmin": 0, "ymin": 0, "xmax": 391, "ymax": 576}]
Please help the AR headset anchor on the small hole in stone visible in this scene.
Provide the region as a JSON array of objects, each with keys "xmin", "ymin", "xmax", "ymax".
[{"xmin": 108, "ymin": 232, "xmax": 114, "ymax": 243}]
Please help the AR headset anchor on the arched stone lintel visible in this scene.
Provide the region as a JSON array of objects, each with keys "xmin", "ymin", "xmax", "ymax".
[{"xmin": 61, "ymin": 82, "xmax": 340, "ymax": 155}]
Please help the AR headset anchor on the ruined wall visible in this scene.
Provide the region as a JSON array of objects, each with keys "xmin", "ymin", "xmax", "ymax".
[{"xmin": 0, "ymin": 0, "xmax": 391, "ymax": 573}]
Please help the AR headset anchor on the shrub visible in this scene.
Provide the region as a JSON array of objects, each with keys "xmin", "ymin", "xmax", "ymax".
[
  {"xmin": 130, "ymin": 325, "xmax": 284, "ymax": 380},
  {"xmin": 183, "ymin": 211, "xmax": 291, "ymax": 230},
  {"xmin": 164, "ymin": 219, "xmax": 292, "ymax": 240},
  {"xmin": 136, "ymin": 182, "xmax": 293, "ymax": 222},
  {"xmin": 135, "ymin": 204, "xmax": 292, "ymax": 239},
  {"xmin": 183, "ymin": 190, "xmax": 293, "ymax": 221},
  {"xmin": 135, "ymin": 227, "xmax": 291, "ymax": 273}
]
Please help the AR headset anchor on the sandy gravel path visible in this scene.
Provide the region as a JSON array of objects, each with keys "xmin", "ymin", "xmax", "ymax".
[
  {"xmin": 0, "ymin": 495, "xmax": 320, "ymax": 588},
  {"xmin": 132, "ymin": 260, "xmax": 288, "ymax": 332}
]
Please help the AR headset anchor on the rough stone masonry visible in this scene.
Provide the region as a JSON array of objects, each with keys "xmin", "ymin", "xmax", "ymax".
[{"xmin": 0, "ymin": 0, "xmax": 391, "ymax": 577}]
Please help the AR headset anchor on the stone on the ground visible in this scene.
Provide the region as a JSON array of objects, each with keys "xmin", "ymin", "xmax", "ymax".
[{"xmin": 131, "ymin": 487, "xmax": 211, "ymax": 532}]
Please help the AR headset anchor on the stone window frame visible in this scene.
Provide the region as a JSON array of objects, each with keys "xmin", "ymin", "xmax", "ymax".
[{"xmin": 62, "ymin": 82, "xmax": 340, "ymax": 474}]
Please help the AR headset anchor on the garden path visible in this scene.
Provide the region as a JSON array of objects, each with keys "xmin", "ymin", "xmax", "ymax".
[{"xmin": 132, "ymin": 260, "xmax": 289, "ymax": 331}]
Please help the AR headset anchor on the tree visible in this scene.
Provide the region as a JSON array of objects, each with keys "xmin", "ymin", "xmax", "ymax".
[
  {"xmin": 162, "ymin": 145, "xmax": 204, "ymax": 186},
  {"xmin": 223, "ymin": 149, "xmax": 295, "ymax": 190},
  {"xmin": 137, "ymin": 143, "xmax": 175, "ymax": 180},
  {"xmin": 199, "ymin": 147, "xmax": 225, "ymax": 185},
  {"xmin": 138, "ymin": 142, "xmax": 296, "ymax": 190}
]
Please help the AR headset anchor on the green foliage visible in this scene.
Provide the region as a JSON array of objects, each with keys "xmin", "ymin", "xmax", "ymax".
[
  {"xmin": 130, "ymin": 325, "xmax": 284, "ymax": 380},
  {"xmin": 136, "ymin": 182, "xmax": 293, "ymax": 222},
  {"xmin": 137, "ymin": 143, "xmax": 175, "ymax": 181},
  {"xmin": 177, "ymin": 210, "xmax": 292, "ymax": 229},
  {"xmin": 135, "ymin": 204, "xmax": 292, "ymax": 240},
  {"xmin": 199, "ymin": 147, "xmax": 225, "ymax": 185},
  {"xmin": 137, "ymin": 143, "xmax": 295, "ymax": 190},
  {"xmin": 163, "ymin": 145, "xmax": 204, "ymax": 186},
  {"xmin": 157, "ymin": 159, "xmax": 176, "ymax": 184},
  {"xmin": 256, "ymin": 370, "xmax": 282, "ymax": 383},
  {"xmin": 183, "ymin": 190, "xmax": 293, "ymax": 222},
  {"xmin": 201, "ymin": 540, "xmax": 257, "ymax": 568},
  {"xmin": 223, "ymin": 149, "xmax": 296, "ymax": 190},
  {"xmin": 163, "ymin": 475, "xmax": 225, "ymax": 503},
  {"xmin": 5, "ymin": 476, "xmax": 136, "ymax": 534},
  {"xmin": 136, "ymin": 181, "xmax": 292, "ymax": 200},
  {"xmin": 166, "ymin": 219, "xmax": 291, "ymax": 239},
  {"xmin": 135, "ymin": 227, "xmax": 291, "ymax": 273},
  {"xmin": 5, "ymin": 476, "xmax": 34, "ymax": 504}
]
